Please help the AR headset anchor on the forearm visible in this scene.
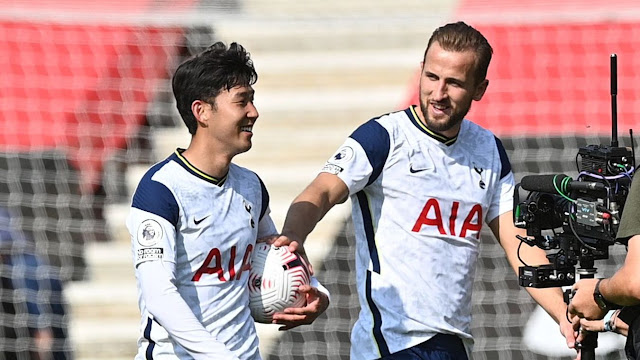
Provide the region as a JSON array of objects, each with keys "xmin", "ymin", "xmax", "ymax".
[
  {"xmin": 281, "ymin": 174, "xmax": 347, "ymax": 244},
  {"xmin": 599, "ymin": 271, "xmax": 640, "ymax": 307},
  {"xmin": 138, "ymin": 261, "xmax": 239, "ymax": 359},
  {"xmin": 281, "ymin": 199, "xmax": 329, "ymax": 244},
  {"xmin": 495, "ymin": 212, "xmax": 568, "ymax": 323},
  {"xmin": 600, "ymin": 235, "xmax": 640, "ymax": 306},
  {"xmin": 513, "ymin": 243, "xmax": 568, "ymax": 323}
]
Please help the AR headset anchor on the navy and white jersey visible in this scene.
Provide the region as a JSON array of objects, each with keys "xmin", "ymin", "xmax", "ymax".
[
  {"xmin": 321, "ymin": 106, "xmax": 514, "ymax": 359},
  {"xmin": 127, "ymin": 149, "xmax": 276, "ymax": 360}
]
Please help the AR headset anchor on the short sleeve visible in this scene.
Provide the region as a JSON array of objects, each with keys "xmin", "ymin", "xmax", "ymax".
[{"xmin": 321, "ymin": 119, "xmax": 390, "ymax": 195}]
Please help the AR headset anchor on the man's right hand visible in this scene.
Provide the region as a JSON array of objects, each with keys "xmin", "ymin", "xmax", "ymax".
[{"xmin": 273, "ymin": 234, "xmax": 314, "ymax": 276}]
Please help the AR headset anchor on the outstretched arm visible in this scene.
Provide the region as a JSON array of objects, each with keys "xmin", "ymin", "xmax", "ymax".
[
  {"xmin": 270, "ymin": 173, "xmax": 347, "ymax": 329},
  {"xmin": 274, "ymin": 172, "xmax": 349, "ymax": 260}
]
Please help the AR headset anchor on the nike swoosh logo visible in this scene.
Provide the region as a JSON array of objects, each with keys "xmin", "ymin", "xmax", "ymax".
[
  {"xmin": 194, "ymin": 216, "xmax": 210, "ymax": 225},
  {"xmin": 409, "ymin": 166, "xmax": 427, "ymax": 173}
]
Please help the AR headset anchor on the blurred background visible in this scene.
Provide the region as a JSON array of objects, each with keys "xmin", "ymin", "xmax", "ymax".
[{"xmin": 0, "ymin": 0, "xmax": 639, "ymax": 359}]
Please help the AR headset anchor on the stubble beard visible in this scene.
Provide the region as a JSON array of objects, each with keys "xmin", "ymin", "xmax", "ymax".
[{"xmin": 419, "ymin": 98, "xmax": 470, "ymax": 135}]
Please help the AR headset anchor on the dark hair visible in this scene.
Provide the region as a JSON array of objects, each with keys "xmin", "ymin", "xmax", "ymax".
[
  {"xmin": 425, "ymin": 21, "xmax": 493, "ymax": 85},
  {"xmin": 172, "ymin": 42, "xmax": 258, "ymax": 134}
]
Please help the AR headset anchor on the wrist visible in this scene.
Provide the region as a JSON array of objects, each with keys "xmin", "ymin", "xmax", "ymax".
[
  {"xmin": 593, "ymin": 279, "xmax": 622, "ymax": 311},
  {"xmin": 280, "ymin": 229, "xmax": 305, "ymax": 244},
  {"xmin": 603, "ymin": 310, "xmax": 617, "ymax": 332}
]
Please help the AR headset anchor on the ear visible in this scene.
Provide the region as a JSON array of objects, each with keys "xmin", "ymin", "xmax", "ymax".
[
  {"xmin": 191, "ymin": 100, "xmax": 209, "ymax": 128},
  {"xmin": 472, "ymin": 79, "xmax": 489, "ymax": 101}
]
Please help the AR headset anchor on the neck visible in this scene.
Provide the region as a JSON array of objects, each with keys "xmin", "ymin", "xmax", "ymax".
[{"xmin": 181, "ymin": 139, "xmax": 233, "ymax": 180}]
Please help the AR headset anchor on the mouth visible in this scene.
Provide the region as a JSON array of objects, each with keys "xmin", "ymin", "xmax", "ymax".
[
  {"xmin": 240, "ymin": 125, "xmax": 253, "ymax": 133},
  {"xmin": 430, "ymin": 102, "xmax": 451, "ymax": 116}
]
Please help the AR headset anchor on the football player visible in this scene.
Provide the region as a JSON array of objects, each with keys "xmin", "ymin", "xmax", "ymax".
[
  {"xmin": 273, "ymin": 22, "xmax": 576, "ymax": 359},
  {"xmin": 127, "ymin": 42, "xmax": 329, "ymax": 359}
]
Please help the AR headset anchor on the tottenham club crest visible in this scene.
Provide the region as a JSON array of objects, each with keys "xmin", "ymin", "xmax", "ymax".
[
  {"xmin": 137, "ymin": 219, "xmax": 163, "ymax": 247},
  {"xmin": 244, "ymin": 200, "xmax": 255, "ymax": 228},
  {"xmin": 473, "ymin": 163, "xmax": 486, "ymax": 189}
]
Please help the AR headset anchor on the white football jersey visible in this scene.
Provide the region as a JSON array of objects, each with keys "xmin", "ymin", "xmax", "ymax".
[
  {"xmin": 322, "ymin": 106, "xmax": 514, "ymax": 359},
  {"xmin": 127, "ymin": 149, "xmax": 277, "ymax": 360}
]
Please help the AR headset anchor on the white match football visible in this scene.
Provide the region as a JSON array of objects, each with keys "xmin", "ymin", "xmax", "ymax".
[{"xmin": 248, "ymin": 243, "xmax": 311, "ymax": 323}]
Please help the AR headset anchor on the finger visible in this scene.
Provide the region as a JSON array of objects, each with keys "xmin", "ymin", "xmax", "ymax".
[
  {"xmin": 288, "ymin": 241, "xmax": 301, "ymax": 254},
  {"xmin": 275, "ymin": 239, "xmax": 301, "ymax": 256},
  {"xmin": 257, "ymin": 235, "xmax": 278, "ymax": 244},
  {"xmin": 580, "ymin": 318, "xmax": 604, "ymax": 332},
  {"xmin": 282, "ymin": 302, "xmax": 320, "ymax": 315},
  {"xmin": 273, "ymin": 313, "xmax": 308, "ymax": 322},
  {"xmin": 298, "ymin": 284, "xmax": 317, "ymax": 295},
  {"xmin": 571, "ymin": 314, "xmax": 581, "ymax": 326},
  {"xmin": 576, "ymin": 327, "xmax": 591, "ymax": 343},
  {"xmin": 277, "ymin": 321, "xmax": 301, "ymax": 331},
  {"xmin": 563, "ymin": 323, "xmax": 577, "ymax": 348},
  {"xmin": 272, "ymin": 236, "xmax": 290, "ymax": 247}
]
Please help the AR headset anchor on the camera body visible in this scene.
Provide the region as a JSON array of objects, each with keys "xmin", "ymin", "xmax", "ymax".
[{"xmin": 514, "ymin": 144, "xmax": 634, "ymax": 288}]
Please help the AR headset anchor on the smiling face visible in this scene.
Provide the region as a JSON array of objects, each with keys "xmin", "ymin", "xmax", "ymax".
[
  {"xmin": 418, "ymin": 41, "xmax": 488, "ymax": 138},
  {"xmin": 195, "ymin": 84, "xmax": 258, "ymax": 157}
]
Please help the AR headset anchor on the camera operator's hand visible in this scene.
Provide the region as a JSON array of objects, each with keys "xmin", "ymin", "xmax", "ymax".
[
  {"xmin": 559, "ymin": 314, "xmax": 578, "ymax": 351},
  {"xmin": 577, "ymin": 309, "xmax": 628, "ymax": 335},
  {"xmin": 568, "ymin": 278, "xmax": 607, "ymax": 320}
]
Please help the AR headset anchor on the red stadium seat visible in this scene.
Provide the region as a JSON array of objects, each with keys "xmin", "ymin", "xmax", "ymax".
[{"xmin": 0, "ymin": 0, "xmax": 193, "ymax": 193}]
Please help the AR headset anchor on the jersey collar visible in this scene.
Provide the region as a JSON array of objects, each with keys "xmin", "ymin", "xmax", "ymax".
[
  {"xmin": 173, "ymin": 149, "xmax": 227, "ymax": 186},
  {"xmin": 405, "ymin": 105, "xmax": 458, "ymax": 146}
]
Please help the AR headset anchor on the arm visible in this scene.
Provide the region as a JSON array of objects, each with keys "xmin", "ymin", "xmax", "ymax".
[
  {"xmin": 489, "ymin": 211, "xmax": 577, "ymax": 347},
  {"xmin": 599, "ymin": 235, "xmax": 640, "ymax": 305},
  {"xmin": 137, "ymin": 260, "xmax": 239, "ymax": 359},
  {"xmin": 128, "ymin": 207, "xmax": 238, "ymax": 358},
  {"xmin": 569, "ymin": 235, "xmax": 640, "ymax": 320},
  {"xmin": 275, "ymin": 172, "xmax": 349, "ymax": 256},
  {"xmin": 270, "ymin": 173, "xmax": 346, "ymax": 328}
]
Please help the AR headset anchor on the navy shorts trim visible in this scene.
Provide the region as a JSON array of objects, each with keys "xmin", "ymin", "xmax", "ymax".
[{"xmin": 379, "ymin": 334, "xmax": 468, "ymax": 360}]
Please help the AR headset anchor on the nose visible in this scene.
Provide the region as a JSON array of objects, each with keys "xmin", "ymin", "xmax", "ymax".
[
  {"xmin": 248, "ymin": 101, "xmax": 259, "ymax": 119},
  {"xmin": 432, "ymin": 81, "xmax": 447, "ymax": 101}
]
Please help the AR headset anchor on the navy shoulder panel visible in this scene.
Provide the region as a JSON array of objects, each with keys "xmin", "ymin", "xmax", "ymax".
[
  {"xmin": 258, "ymin": 175, "xmax": 269, "ymax": 221},
  {"xmin": 349, "ymin": 119, "xmax": 391, "ymax": 186},
  {"xmin": 131, "ymin": 161, "xmax": 180, "ymax": 226},
  {"xmin": 495, "ymin": 136, "xmax": 512, "ymax": 179}
]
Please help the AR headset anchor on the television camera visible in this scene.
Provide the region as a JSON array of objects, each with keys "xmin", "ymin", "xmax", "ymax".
[{"xmin": 514, "ymin": 54, "xmax": 636, "ymax": 290}]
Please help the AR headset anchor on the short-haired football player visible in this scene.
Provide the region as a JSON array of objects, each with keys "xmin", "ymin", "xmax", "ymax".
[
  {"xmin": 127, "ymin": 42, "xmax": 329, "ymax": 359},
  {"xmin": 273, "ymin": 22, "xmax": 577, "ymax": 359}
]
